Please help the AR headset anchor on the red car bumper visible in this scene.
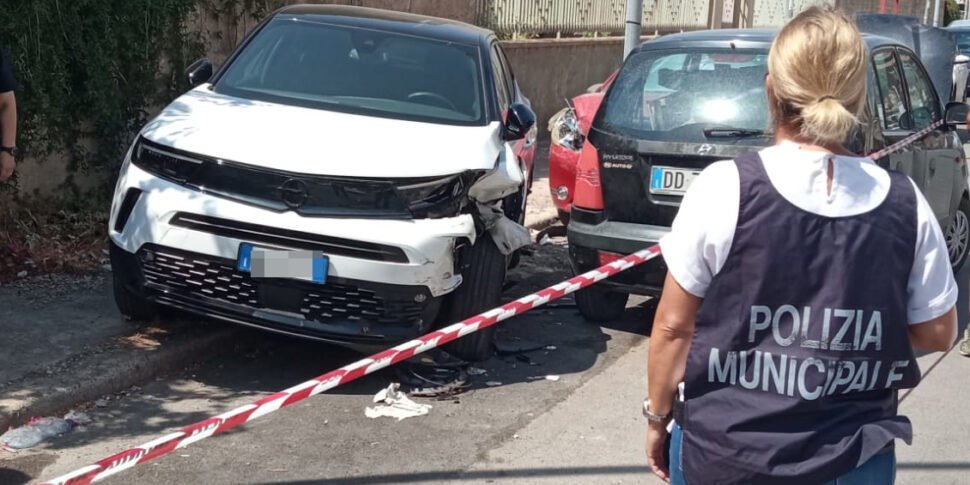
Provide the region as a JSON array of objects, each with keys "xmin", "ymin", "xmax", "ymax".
[
  {"xmin": 546, "ymin": 90, "xmax": 608, "ymax": 216},
  {"xmin": 549, "ymin": 142, "xmax": 580, "ymax": 214}
]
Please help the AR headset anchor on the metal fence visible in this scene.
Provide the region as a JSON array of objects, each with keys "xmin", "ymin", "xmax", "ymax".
[
  {"xmin": 475, "ymin": 0, "xmax": 943, "ymax": 36},
  {"xmin": 477, "ymin": 0, "xmax": 713, "ymax": 36},
  {"xmin": 751, "ymin": 0, "xmax": 821, "ymax": 27}
]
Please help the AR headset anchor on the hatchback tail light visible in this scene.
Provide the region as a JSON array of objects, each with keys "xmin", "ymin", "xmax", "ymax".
[{"xmin": 572, "ymin": 141, "xmax": 604, "ymax": 210}]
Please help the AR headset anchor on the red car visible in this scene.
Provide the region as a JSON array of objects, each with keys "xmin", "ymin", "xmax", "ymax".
[{"xmin": 547, "ymin": 71, "xmax": 617, "ymax": 223}]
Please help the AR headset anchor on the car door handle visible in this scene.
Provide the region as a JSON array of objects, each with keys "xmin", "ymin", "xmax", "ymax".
[{"xmin": 930, "ymin": 158, "xmax": 936, "ymax": 174}]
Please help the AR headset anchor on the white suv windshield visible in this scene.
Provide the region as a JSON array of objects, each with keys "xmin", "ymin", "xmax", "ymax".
[
  {"xmin": 215, "ymin": 18, "xmax": 486, "ymax": 126},
  {"xmin": 599, "ymin": 48, "xmax": 770, "ymax": 140}
]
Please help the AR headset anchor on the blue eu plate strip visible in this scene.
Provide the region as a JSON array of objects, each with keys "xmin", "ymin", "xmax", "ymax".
[
  {"xmin": 312, "ymin": 256, "xmax": 328, "ymax": 283},
  {"xmin": 238, "ymin": 244, "xmax": 254, "ymax": 272},
  {"xmin": 651, "ymin": 167, "xmax": 663, "ymax": 190}
]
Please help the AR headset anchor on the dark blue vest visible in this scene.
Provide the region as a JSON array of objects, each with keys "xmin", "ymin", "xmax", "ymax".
[{"xmin": 679, "ymin": 152, "xmax": 921, "ymax": 485}]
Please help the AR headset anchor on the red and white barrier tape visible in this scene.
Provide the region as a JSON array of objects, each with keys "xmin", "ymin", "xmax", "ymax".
[
  {"xmin": 866, "ymin": 119, "xmax": 945, "ymax": 160},
  {"xmin": 40, "ymin": 245, "xmax": 662, "ymax": 485}
]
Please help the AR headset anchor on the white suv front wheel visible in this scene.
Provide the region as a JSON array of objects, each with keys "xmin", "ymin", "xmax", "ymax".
[{"xmin": 440, "ymin": 234, "xmax": 506, "ymax": 362}]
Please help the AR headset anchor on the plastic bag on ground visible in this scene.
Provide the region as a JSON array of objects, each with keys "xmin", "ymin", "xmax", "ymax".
[
  {"xmin": 0, "ymin": 411, "xmax": 90, "ymax": 451},
  {"xmin": 0, "ymin": 425, "xmax": 44, "ymax": 451}
]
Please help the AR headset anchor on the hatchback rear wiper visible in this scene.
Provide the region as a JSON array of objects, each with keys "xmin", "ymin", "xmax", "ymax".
[{"xmin": 703, "ymin": 127, "xmax": 765, "ymax": 138}]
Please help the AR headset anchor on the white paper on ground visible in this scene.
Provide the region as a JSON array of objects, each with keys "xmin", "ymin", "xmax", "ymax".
[{"xmin": 365, "ymin": 383, "xmax": 432, "ymax": 421}]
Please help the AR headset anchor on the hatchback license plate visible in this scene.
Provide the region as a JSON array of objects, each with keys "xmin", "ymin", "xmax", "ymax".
[
  {"xmin": 237, "ymin": 244, "xmax": 328, "ymax": 284},
  {"xmin": 650, "ymin": 166, "xmax": 700, "ymax": 196}
]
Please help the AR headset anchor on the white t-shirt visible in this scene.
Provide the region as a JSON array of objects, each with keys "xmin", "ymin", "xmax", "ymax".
[{"xmin": 659, "ymin": 141, "xmax": 958, "ymax": 324}]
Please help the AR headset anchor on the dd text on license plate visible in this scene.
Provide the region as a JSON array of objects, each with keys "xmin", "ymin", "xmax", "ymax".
[{"xmin": 650, "ymin": 166, "xmax": 700, "ymax": 196}]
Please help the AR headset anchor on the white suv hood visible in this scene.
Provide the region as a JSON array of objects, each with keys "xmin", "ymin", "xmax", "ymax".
[{"xmin": 140, "ymin": 86, "xmax": 503, "ymax": 178}]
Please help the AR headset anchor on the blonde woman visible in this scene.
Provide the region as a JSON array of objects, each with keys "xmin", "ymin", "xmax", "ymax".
[{"xmin": 645, "ymin": 7, "xmax": 958, "ymax": 485}]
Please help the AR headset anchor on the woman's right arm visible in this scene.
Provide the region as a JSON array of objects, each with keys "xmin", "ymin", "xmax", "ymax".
[
  {"xmin": 905, "ymin": 180, "xmax": 959, "ymax": 353},
  {"xmin": 909, "ymin": 307, "xmax": 957, "ymax": 352}
]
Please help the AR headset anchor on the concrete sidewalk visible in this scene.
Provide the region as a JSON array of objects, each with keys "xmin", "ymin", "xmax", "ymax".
[
  {"xmin": 0, "ymin": 273, "xmax": 241, "ymax": 431},
  {"xmin": 897, "ymin": 347, "xmax": 970, "ymax": 484}
]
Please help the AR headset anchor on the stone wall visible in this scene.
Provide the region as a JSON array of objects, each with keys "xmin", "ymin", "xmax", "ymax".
[{"xmin": 502, "ymin": 37, "xmax": 627, "ymax": 129}]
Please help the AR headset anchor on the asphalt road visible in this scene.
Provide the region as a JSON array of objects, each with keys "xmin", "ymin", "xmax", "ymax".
[{"xmin": 17, "ymin": 237, "xmax": 662, "ymax": 485}]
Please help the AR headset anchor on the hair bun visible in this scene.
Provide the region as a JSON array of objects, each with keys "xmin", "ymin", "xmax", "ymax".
[{"xmin": 801, "ymin": 96, "xmax": 857, "ymax": 144}]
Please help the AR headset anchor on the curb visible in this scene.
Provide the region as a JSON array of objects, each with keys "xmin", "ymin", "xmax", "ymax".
[{"xmin": 0, "ymin": 326, "xmax": 241, "ymax": 431}]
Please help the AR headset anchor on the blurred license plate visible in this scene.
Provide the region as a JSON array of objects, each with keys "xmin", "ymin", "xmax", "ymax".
[
  {"xmin": 237, "ymin": 244, "xmax": 328, "ymax": 284},
  {"xmin": 650, "ymin": 166, "xmax": 700, "ymax": 196}
]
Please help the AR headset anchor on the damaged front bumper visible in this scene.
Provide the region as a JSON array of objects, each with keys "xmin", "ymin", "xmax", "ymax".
[
  {"xmin": 111, "ymin": 161, "xmax": 482, "ymax": 296},
  {"xmin": 108, "ymin": 136, "xmax": 533, "ymax": 346}
]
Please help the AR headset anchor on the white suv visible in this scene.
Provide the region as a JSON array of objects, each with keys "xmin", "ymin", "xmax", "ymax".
[{"xmin": 108, "ymin": 6, "xmax": 536, "ymax": 361}]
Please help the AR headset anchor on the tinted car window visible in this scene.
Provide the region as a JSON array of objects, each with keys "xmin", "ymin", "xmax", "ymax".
[
  {"xmin": 872, "ymin": 50, "xmax": 908, "ymax": 130},
  {"xmin": 954, "ymin": 31, "xmax": 970, "ymax": 54},
  {"xmin": 898, "ymin": 50, "xmax": 941, "ymax": 129},
  {"xmin": 216, "ymin": 19, "xmax": 485, "ymax": 126},
  {"xmin": 490, "ymin": 44, "xmax": 510, "ymax": 108},
  {"xmin": 598, "ymin": 49, "xmax": 769, "ymax": 141}
]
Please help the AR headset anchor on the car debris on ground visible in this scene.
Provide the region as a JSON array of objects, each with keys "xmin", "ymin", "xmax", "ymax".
[
  {"xmin": 395, "ymin": 365, "xmax": 469, "ymax": 398},
  {"xmin": 466, "ymin": 367, "xmax": 487, "ymax": 376},
  {"xmin": 393, "ymin": 350, "xmax": 471, "ymax": 398}
]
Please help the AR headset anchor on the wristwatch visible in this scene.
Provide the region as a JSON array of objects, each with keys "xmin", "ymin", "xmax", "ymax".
[
  {"xmin": 642, "ymin": 398, "xmax": 671, "ymax": 424},
  {"xmin": 1, "ymin": 146, "xmax": 18, "ymax": 157}
]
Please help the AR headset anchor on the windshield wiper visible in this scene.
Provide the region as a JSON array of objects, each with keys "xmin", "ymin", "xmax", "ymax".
[{"xmin": 703, "ymin": 127, "xmax": 765, "ymax": 138}]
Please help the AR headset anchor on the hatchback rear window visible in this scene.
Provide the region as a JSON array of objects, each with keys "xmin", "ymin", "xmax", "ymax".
[
  {"xmin": 597, "ymin": 48, "xmax": 770, "ymax": 140},
  {"xmin": 954, "ymin": 31, "xmax": 970, "ymax": 55},
  {"xmin": 215, "ymin": 18, "xmax": 486, "ymax": 126}
]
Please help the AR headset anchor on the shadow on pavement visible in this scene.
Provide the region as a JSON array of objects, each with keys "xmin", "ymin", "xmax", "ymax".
[
  {"xmin": 0, "ymin": 452, "xmax": 55, "ymax": 485},
  {"xmin": 245, "ymin": 461, "xmax": 970, "ymax": 485},
  {"xmin": 252, "ymin": 464, "xmax": 651, "ymax": 484},
  {"xmin": 25, "ymin": 240, "xmax": 618, "ymax": 458},
  {"xmin": 0, "ymin": 468, "xmax": 32, "ymax": 485}
]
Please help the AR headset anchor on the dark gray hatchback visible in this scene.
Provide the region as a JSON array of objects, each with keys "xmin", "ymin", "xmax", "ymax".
[{"xmin": 567, "ymin": 28, "xmax": 970, "ymax": 322}]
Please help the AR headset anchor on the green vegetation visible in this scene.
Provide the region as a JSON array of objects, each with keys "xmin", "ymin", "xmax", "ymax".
[
  {"xmin": 945, "ymin": 0, "xmax": 961, "ymax": 26},
  {"xmin": 0, "ymin": 0, "xmax": 205, "ymax": 192},
  {"xmin": 0, "ymin": 1, "xmax": 281, "ymax": 278}
]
